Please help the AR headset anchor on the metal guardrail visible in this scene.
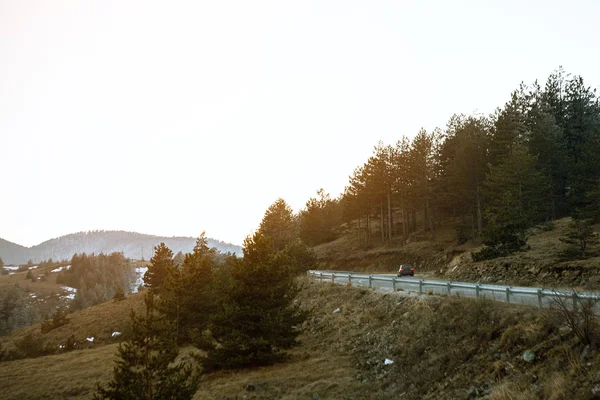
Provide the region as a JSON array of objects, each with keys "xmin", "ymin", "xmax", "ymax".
[{"xmin": 307, "ymin": 270, "xmax": 600, "ymax": 308}]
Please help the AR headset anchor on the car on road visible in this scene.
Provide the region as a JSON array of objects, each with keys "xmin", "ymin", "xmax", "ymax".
[{"xmin": 397, "ymin": 264, "xmax": 414, "ymax": 277}]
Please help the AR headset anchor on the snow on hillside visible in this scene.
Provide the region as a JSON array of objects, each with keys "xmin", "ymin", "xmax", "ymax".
[
  {"xmin": 50, "ymin": 265, "xmax": 71, "ymax": 273},
  {"xmin": 60, "ymin": 285, "xmax": 78, "ymax": 300},
  {"xmin": 131, "ymin": 267, "xmax": 148, "ymax": 293}
]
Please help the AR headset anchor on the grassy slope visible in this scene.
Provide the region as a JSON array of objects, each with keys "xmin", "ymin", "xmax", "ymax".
[
  {"xmin": 0, "ymin": 292, "xmax": 145, "ymax": 352},
  {"xmin": 0, "ymin": 265, "xmax": 65, "ymax": 297},
  {"xmin": 3, "ymin": 280, "xmax": 600, "ymax": 399}
]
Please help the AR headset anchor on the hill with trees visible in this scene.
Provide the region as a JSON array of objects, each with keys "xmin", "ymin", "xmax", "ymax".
[
  {"xmin": 298, "ymin": 67, "xmax": 600, "ymax": 280},
  {"xmin": 0, "ymin": 231, "xmax": 241, "ymax": 265}
]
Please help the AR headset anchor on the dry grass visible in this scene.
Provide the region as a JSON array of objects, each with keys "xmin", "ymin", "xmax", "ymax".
[
  {"xmin": 0, "ymin": 292, "xmax": 145, "ymax": 352},
  {"xmin": 195, "ymin": 351, "xmax": 360, "ymax": 399},
  {"xmin": 0, "ymin": 267, "xmax": 65, "ymax": 297},
  {"xmin": 2, "ymin": 278, "xmax": 600, "ymax": 399},
  {"xmin": 490, "ymin": 382, "xmax": 535, "ymax": 400},
  {"xmin": 0, "ymin": 344, "xmax": 117, "ymax": 400}
]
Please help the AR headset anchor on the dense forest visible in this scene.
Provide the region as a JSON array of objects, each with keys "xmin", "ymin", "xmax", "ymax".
[{"xmin": 299, "ymin": 68, "xmax": 600, "ymax": 259}]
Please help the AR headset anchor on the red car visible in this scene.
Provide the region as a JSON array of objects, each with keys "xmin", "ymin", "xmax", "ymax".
[{"xmin": 397, "ymin": 265, "xmax": 414, "ymax": 277}]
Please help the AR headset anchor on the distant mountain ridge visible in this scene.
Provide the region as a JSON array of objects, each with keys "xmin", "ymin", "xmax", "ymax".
[{"xmin": 0, "ymin": 230, "xmax": 242, "ymax": 265}]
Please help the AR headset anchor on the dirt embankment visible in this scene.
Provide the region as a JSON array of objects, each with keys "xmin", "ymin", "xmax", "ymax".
[{"xmin": 298, "ymin": 280, "xmax": 600, "ymax": 399}]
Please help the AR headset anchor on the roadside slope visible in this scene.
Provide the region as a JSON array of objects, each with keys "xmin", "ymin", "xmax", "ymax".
[{"xmin": 3, "ymin": 280, "xmax": 600, "ymax": 399}]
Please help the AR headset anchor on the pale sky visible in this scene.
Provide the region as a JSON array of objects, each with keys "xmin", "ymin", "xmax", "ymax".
[{"xmin": 1, "ymin": 0, "xmax": 600, "ymax": 247}]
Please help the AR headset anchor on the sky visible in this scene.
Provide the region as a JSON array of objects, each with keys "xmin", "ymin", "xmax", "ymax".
[{"xmin": 1, "ymin": 0, "xmax": 600, "ymax": 247}]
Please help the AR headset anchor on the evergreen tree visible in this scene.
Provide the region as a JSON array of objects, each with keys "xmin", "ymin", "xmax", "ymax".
[
  {"xmin": 202, "ymin": 232, "xmax": 306, "ymax": 370},
  {"xmin": 474, "ymin": 145, "xmax": 548, "ymax": 259},
  {"xmin": 0, "ymin": 257, "xmax": 4, "ymax": 269},
  {"xmin": 94, "ymin": 292, "xmax": 199, "ymax": 400},
  {"xmin": 299, "ymin": 189, "xmax": 340, "ymax": 246},
  {"xmin": 143, "ymin": 243, "xmax": 174, "ymax": 293},
  {"xmin": 560, "ymin": 219, "xmax": 600, "ymax": 259},
  {"xmin": 178, "ymin": 233, "xmax": 216, "ymax": 343},
  {"xmin": 439, "ymin": 115, "xmax": 490, "ymax": 241},
  {"xmin": 172, "ymin": 251, "xmax": 185, "ymax": 268},
  {"xmin": 258, "ymin": 198, "xmax": 298, "ymax": 251}
]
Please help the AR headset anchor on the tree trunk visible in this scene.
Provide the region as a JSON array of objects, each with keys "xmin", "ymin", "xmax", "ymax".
[
  {"xmin": 387, "ymin": 191, "xmax": 392, "ymax": 246},
  {"xmin": 366, "ymin": 213, "xmax": 370, "ymax": 246},
  {"xmin": 380, "ymin": 202, "xmax": 385, "ymax": 242},
  {"xmin": 476, "ymin": 188, "xmax": 483, "ymax": 240}
]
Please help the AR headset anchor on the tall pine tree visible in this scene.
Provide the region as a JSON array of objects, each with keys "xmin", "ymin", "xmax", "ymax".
[
  {"xmin": 143, "ymin": 243, "xmax": 174, "ymax": 293},
  {"xmin": 95, "ymin": 292, "xmax": 198, "ymax": 400},
  {"xmin": 202, "ymin": 232, "xmax": 306, "ymax": 370}
]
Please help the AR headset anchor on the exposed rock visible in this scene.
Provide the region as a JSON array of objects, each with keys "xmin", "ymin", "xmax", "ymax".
[{"xmin": 523, "ymin": 350, "xmax": 535, "ymax": 362}]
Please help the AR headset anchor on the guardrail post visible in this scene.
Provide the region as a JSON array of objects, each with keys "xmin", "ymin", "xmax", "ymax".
[
  {"xmin": 348, "ymin": 274, "xmax": 352, "ymax": 286},
  {"xmin": 447, "ymin": 282, "xmax": 451, "ymax": 295},
  {"xmin": 537, "ymin": 289, "xmax": 542, "ymax": 308},
  {"xmin": 306, "ymin": 270, "xmax": 310, "ymax": 279},
  {"xmin": 475, "ymin": 284, "xmax": 480, "ymax": 299},
  {"xmin": 319, "ymin": 272, "xmax": 323, "ymax": 282},
  {"xmin": 331, "ymin": 273, "xmax": 335, "ymax": 283},
  {"xmin": 573, "ymin": 292, "xmax": 578, "ymax": 311},
  {"xmin": 369, "ymin": 275, "xmax": 373, "ymax": 288},
  {"xmin": 506, "ymin": 287, "xmax": 510, "ymax": 304},
  {"xmin": 393, "ymin": 278, "xmax": 397, "ymax": 292},
  {"xmin": 419, "ymin": 279, "xmax": 423, "ymax": 294}
]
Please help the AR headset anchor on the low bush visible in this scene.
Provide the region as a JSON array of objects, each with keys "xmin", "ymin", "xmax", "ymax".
[
  {"xmin": 14, "ymin": 333, "xmax": 51, "ymax": 359},
  {"xmin": 41, "ymin": 307, "xmax": 69, "ymax": 333}
]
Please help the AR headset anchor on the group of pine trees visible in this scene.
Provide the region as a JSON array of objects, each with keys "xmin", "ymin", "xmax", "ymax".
[
  {"xmin": 299, "ymin": 68, "xmax": 600, "ymax": 259},
  {"xmin": 97, "ymin": 202, "xmax": 314, "ymax": 399},
  {"xmin": 57, "ymin": 252, "xmax": 136, "ymax": 310}
]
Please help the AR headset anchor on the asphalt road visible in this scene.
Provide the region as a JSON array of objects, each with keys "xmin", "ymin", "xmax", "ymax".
[{"xmin": 309, "ymin": 271, "xmax": 565, "ymax": 308}]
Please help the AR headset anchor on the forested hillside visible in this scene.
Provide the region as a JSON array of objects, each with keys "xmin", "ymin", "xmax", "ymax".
[
  {"xmin": 299, "ymin": 68, "xmax": 600, "ymax": 263},
  {"xmin": 0, "ymin": 231, "xmax": 241, "ymax": 265}
]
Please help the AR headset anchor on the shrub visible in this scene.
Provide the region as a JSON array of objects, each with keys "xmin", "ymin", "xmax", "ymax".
[
  {"xmin": 539, "ymin": 221, "xmax": 556, "ymax": 231},
  {"xmin": 14, "ymin": 333, "xmax": 50, "ymax": 358},
  {"xmin": 113, "ymin": 287, "xmax": 125, "ymax": 302},
  {"xmin": 41, "ymin": 307, "xmax": 69, "ymax": 334},
  {"xmin": 548, "ymin": 289, "xmax": 599, "ymax": 346},
  {"xmin": 559, "ymin": 218, "xmax": 599, "ymax": 260}
]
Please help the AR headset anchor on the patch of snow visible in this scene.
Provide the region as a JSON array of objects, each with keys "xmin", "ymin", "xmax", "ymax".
[
  {"xmin": 61, "ymin": 286, "xmax": 78, "ymax": 293},
  {"xmin": 29, "ymin": 265, "xmax": 39, "ymax": 269},
  {"xmin": 59, "ymin": 344, "xmax": 65, "ymax": 349},
  {"xmin": 29, "ymin": 293, "xmax": 37, "ymax": 298},
  {"xmin": 60, "ymin": 286, "xmax": 78, "ymax": 300},
  {"xmin": 131, "ymin": 267, "xmax": 148, "ymax": 293},
  {"xmin": 9, "ymin": 272, "xmax": 14, "ymax": 275},
  {"xmin": 51, "ymin": 265, "xmax": 71, "ymax": 273},
  {"xmin": 3, "ymin": 266, "xmax": 20, "ymax": 271},
  {"xmin": 112, "ymin": 332, "xmax": 121, "ymax": 337},
  {"xmin": 333, "ymin": 308, "xmax": 341, "ymax": 313},
  {"xmin": 86, "ymin": 337, "xmax": 94, "ymax": 342},
  {"xmin": 384, "ymin": 358, "xmax": 394, "ymax": 365}
]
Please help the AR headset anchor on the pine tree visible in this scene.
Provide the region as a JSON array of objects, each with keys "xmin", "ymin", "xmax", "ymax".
[
  {"xmin": 299, "ymin": 189, "xmax": 340, "ymax": 246},
  {"xmin": 179, "ymin": 233, "xmax": 215, "ymax": 344},
  {"xmin": 202, "ymin": 232, "xmax": 306, "ymax": 370},
  {"xmin": 172, "ymin": 251, "xmax": 185, "ymax": 268},
  {"xmin": 258, "ymin": 198, "xmax": 297, "ymax": 251},
  {"xmin": 143, "ymin": 243, "xmax": 174, "ymax": 293},
  {"xmin": 560, "ymin": 219, "xmax": 600, "ymax": 259},
  {"xmin": 474, "ymin": 145, "xmax": 548, "ymax": 260},
  {"xmin": 0, "ymin": 257, "xmax": 4, "ymax": 269},
  {"xmin": 157, "ymin": 264, "xmax": 184, "ymax": 343},
  {"xmin": 94, "ymin": 292, "xmax": 198, "ymax": 400}
]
